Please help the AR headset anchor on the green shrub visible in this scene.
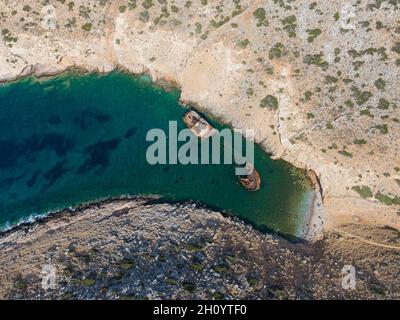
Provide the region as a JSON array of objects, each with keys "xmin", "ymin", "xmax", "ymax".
[
  {"xmin": 352, "ymin": 185, "xmax": 373, "ymax": 198},
  {"xmin": 81, "ymin": 278, "xmax": 96, "ymax": 286},
  {"xmin": 354, "ymin": 139, "xmax": 367, "ymax": 145},
  {"xmin": 213, "ymin": 292, "xmax": 225, "ymax": 300},
  {"xmin": 281, "ymin": 15, "xmax": 297, "ymax": 38},
  {"xmin": 186, "ymin": 243, "xmax": 204, "ymax": 252},
  {"xmin": 253, "ymin": 8, "xmax": 268, "ymax": 27},
  {"xmin": 306, "ymin": 28, "xmax": 322, "ymax": 42},
  {"xmin": 377, "ymin": 98, "xmax": 390, "ymax": 110},
  {"xmin": 375, "ymin": 124, "xmax": 388, "ymax": 134},
  {"xmin": 338, "ymin": 150, "xmax": 353, "ymax": 158},
  {"xmin": 142, "ymin": 0, "xmax": 153, "ymax": 9},
  {"xmin": 351, "ymin": 87, "xmax": 373, "ymax": 105},
  {"xmin": 183, "ymin": 282, "xmax": 196, "ymax": 292},
  {"xmin": 375, "ymin": 192, "xmax": 393, "ymax": 205},
  {"xmin": 269, "ymin": 43, "xmax": 284, "ymax": 59},
  {"xmin": 165, "ymin": 278, "xmax": 177, "ymax": 285},
  {"xmin": 260, "ymin": 95, "xmax": 279, "ymax": 109},
  {"xmin": 392, "ymin": 42, "xmax": 400, "ymax": 54},
  {"xmin": 392, "ymin": 196, "xmax": 400, "ymax": 205},
  {"xmin": 213, "ymin": 264, "xmax": 228, "ymax": 274},
  {"xmin": 237, "ymin": 39, "xmax": 250, "ymax": 48},
  {"xmin": 140, "ymin": 10, "xmax": 149, "ymax": 22},
  {"xmin": 81, "ymin": 23, "xmax": 92, "ymax": 32},
  {"xmin": 191, "ymin": 263, "xmax": 204, "ymax": 271},
  {"xmin": 374, "ymin": 78, "xmax": 386, "ymax": 91},
  {"xmin": 303, "ymin": 53, "xmax": 329, "ymax": 69},
  {"xmin": 118, "ymin": 259, "xmax": 135, "ymax": 270}
]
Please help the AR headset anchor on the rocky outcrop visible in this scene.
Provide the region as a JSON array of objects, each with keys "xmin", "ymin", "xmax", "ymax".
[{"xmin": 0, "ymin": 199, "xmax": 398, "ymax": 300}]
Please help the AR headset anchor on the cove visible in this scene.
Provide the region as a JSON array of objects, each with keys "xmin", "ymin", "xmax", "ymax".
[{"xmin": 0, "ymin": 72, "xmax": 314, "ymax": 238}]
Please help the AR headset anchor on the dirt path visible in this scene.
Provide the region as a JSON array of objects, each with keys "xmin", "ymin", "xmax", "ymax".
[{"xmin": 332, "ymin": 228, "xmax": 400, "ymax": 250}]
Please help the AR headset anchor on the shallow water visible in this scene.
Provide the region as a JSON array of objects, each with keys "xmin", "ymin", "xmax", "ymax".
[{"xmin": 0, "ymin": 72, "xmax": 313, "ymax": 237}]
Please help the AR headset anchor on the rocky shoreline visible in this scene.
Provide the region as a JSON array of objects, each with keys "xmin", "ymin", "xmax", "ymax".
[
  {"xmin": 0, "ymin": 193, "xmax": 315, "ymax": 243},
  {"xmin": 0, "ymin": 195, "xmax": 154, "ymax": 236}
]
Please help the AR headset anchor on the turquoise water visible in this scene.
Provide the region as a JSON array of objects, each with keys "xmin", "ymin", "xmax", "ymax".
[{"xmin": 0, "ymin": 72, "xmax": 313, "ymax": 237}]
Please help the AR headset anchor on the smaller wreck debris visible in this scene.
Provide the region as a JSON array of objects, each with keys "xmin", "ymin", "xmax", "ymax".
[
  {"xmin": 239, "ymin": 162, "xmax": 261, "ymax": 192},
  {"xmin": 183, "ymin": 110, "xmax": 216, "ymax": 139}
]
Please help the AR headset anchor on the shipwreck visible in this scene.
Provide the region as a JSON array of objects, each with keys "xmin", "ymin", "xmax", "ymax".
[
  {"xmin": 183, "ymin": 110, "xmax": 216, "ymax": 139},
  {"xmin": 239, "ymin": 162, "xmax": 261, "ymax": 192}
]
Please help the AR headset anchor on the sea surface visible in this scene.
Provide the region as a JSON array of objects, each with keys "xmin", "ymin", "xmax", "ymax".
[{"xmin": 0, "ymin": 72, "xmax": 314, "ymax": 237}]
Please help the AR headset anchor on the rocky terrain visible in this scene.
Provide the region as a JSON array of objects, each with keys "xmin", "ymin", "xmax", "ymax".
[
  {"xmin": 0, "ymin": 0, "xmax": 399, "ymax": 232},
  {"xmin": 0, "ymin": 198, "xmax": 398, "ymax": 300},
  {"xmin": 0, "ymin": 0, "xmax": 399, "ymax": 300}
]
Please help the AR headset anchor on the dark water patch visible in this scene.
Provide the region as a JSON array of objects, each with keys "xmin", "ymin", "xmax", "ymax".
[
  {"xmin": 124, "ymin": 127, "xmax": 138, "ymax": 139},
  {"xmin": 0, "ymin": 174, "xmax": 24, "ymax": 189},
  {"xmin": 74, "ymin": 108, "xmax": 112, "ymax": 130},
  {"xmin": 0, "ymin": 133, "xmax": 75, "ymax": 169},
  {"xmin": 43, "ymin": 161, "xmax": 71, "ymax": 189},
  {"xmin": 0, "ymin": 140, "xmax": 20, "ymax": 168},
  {"xmin": 26, "ymin": 170, "xmax": 41, "ymax": 188},
  {"xmin": 26, "ymin": 133, "xmax": 76, "ymax": 158},
  {"xmin": 48, "ymin": 114, "xmax": 62, "ymax": 125},
  {"xmin": 77, "ymin": 138, "xmax": 122, "ymax": 174}
]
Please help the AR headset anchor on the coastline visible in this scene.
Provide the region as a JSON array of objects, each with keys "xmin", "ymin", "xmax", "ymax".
[
  {"xmin": 302, "ymin": 170, "xmax": 326, "ymax": 240},
  {"xmin": 0, "ymin": 195, "xmax": 155, "ymax": 236},
  {"xmin": 0, "ymin": 69, "xmax": 321, "ymax": 241},
  {"xmin": 301, "ymin": 190, "xmax": 326, "ymax": 241},
  {"xmin": 0, "ymin": 193, "xmax": 310, "ymax": 243}
]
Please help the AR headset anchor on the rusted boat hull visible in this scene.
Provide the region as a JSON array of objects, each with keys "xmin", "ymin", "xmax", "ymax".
[{"xmin": 239, "ymin": 167, "xmax": 261, "ymax": 192}]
